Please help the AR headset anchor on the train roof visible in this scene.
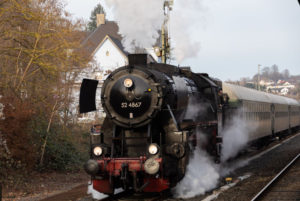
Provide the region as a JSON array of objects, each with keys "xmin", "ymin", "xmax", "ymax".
[{"xmin": 222, "ymin": 82, "xmax": 300, "ymax": 106}]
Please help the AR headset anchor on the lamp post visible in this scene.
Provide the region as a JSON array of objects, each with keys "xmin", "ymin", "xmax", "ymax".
[{"xmin": 258, "ymin": 64, "xmax": 261, "ymax": 91}]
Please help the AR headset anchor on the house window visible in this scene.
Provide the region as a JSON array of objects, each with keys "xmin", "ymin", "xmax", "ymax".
[{"xmin": 106, "ymin": 50, "xmax": 110, "ymax": 56}]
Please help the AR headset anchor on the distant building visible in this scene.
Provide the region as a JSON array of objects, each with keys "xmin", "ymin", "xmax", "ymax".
[
  {"xmin": 265, "ymin": 80, "xmax": 295, "ymax": 96},
  {"xmin": 280, "ymin": 88, "xmax": 289, "ymax": 96}
]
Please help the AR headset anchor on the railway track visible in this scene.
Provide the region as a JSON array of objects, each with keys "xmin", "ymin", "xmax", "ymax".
[
  {"xmin": 251, "ymin": 153, "xmax": 300, "ymax": 201},
  {"xmin": 102, "ymin": 190, "xmax": 171, "ymax": 201},
  {"xmin": 76, "ymin": 189, "xmax": 171, "ymax": 201}
]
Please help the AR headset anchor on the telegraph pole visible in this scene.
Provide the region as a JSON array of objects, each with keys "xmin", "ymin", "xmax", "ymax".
[{"xmin": 257, "ymin": 64, "xmax": 261, "ymax": 91}]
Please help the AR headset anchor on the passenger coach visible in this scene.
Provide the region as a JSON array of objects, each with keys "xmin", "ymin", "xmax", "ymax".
[{"xmin": 223, "ymin": 83, "xmax": 300, "ymax": 141}]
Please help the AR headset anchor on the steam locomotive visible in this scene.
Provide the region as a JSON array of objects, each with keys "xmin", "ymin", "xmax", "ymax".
[{"xmin": 80, "ymin": 54, "xmax": 300, "ymax": 194}]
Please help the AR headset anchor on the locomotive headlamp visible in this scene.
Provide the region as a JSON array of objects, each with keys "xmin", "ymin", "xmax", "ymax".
[
  {"xmin": 144, "ymin": 158, "xmax": 160, "ymax": 175},
  {"xmin": 148, "ymin": 143, "xmax": 159, "ymax": 155},
  {"xmin": 124, "ymin": 78, "xmax": 133, "ymax": 88},
  {"xmin": 84, "ymin": 159, "xmax": 99, "ymax": 175},
  {"xmin": 93, "ymin": 146, "xmax": 103, "ymax": 156}
]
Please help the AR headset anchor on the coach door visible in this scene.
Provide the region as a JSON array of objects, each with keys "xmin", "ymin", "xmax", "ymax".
[{"xmin": 271, "ymin": 104, "xmax": 275, "ymax": 135}]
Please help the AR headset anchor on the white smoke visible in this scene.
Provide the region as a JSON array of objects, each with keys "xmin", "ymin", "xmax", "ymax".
[
  {"xmin": 87, "ymin": 184, "xmax": 123, "ymax": 200},
  {"xmin": 173, "ymin": 147, "xmax": 220, "ymax": 198},
  {"xmin": 174, "ymin": 111, "xmax": 255, "ymax": 198},
  {"xmin": 103, "ymin": 0, "xmax": 165, "ymax": 53},
  {"xmin": 103, "ymin": 0, "xmax": 210, "ymax": 62},
  {"xmin": 184, "ymin": 98, "xmax": 210, "ymax": 120},
  {"xmin": 220, "ymin": 159, "xmax": 250, "ymax": 177},
  {"xmin": 221, "ymin": 112, "xmax": 255, "ymax": 162},
  {"xmin": 170, "ymin": 0, "xmax": 207, "ymax": 63},
  {"xmin": 87, "ymin": 183, "xmax": 108, "ymax": 200}
]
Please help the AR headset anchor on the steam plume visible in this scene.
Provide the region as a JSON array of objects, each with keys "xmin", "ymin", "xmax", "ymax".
[
  {"xmin": 221, "ymin": 112, "xmax": 255, "ymax": 162},
  {"xmin": 173, "ymin": 147, "xmax": 219, "ymax": 198},
  {"xmin": 87, "ymin": 183, "xmax": 107, "ymax": 200},
  {"xmin": 103, "ymin": 0, "xmax": 164, "ymax": 53},
  {"xmin": 170, "ymin": 0, "xmax": 206, "ymax": 63},
  {"xmin": 174, "ymin": 111, "xmax": 254, "ymax": 198},
  {"xmin": 183, "ymin": 97, "xmax": 210, "ymax": 120},
  {"xmin": 87, "ymin": 184, "xmax": 123, "ymax": 200}
]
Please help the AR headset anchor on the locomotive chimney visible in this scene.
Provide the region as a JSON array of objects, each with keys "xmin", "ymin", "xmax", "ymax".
[
  {"xmin": 128, "ymin": 54, "xmax": 148, "ymax": 65},
  {"xmin": 96, "ymin": 14, "xmax": 105, "ymax": 27}
]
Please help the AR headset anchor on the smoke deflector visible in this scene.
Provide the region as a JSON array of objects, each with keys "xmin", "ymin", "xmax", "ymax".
[{"xmin": 79, "ymin": 79, "xmax": 99, "ymax": 113}]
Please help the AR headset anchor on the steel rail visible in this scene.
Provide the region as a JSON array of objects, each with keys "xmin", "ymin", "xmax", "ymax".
[
  {"xmin": 100, "ymin": 190, "xmax": 131, "ymax": 201},
  {"xmin": 251, "ymin": 153, "xmax": 300, "ymax": 201},
  {"xmin": 101, "ymin": 190, "xmax": 171, "ymax": 201}
]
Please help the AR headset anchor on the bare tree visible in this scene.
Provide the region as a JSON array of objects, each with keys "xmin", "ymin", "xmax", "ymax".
[{"xmin": 282, "ymin": 69, "xmax": 290, "ymax": 80}]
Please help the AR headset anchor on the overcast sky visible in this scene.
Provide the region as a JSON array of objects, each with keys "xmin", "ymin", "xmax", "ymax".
[{"xmin": 65, "ymin": 0, "xmax": 300, "ymax": 81}]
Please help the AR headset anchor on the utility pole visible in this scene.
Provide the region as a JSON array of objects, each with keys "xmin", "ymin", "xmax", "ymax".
[
  {"xmin": 257, "ymin": 64, "xmax": 261, "ymax": 91},
  {"xmin": 161, "ymin": 0, "xmax": 173, "ymax": 64}
]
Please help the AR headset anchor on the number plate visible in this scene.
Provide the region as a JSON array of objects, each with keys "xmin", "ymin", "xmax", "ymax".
[{"xmin": 121, "ymin": 102, "xmax": 142, "ymax": 108}]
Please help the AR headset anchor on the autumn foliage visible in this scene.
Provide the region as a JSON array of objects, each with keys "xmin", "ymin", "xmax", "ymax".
[{"xmin": 0, "ymin": 0, "xmax": 91, "ymax": 180}]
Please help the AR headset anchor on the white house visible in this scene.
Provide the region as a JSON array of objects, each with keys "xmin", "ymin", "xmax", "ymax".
[
  {"xmin": 73, "ymin": 15, "xmax": 128, "ymax": 122},
  {"xmin": 280, "ymin": 88, "xmax": 289, "ymax": 96}
]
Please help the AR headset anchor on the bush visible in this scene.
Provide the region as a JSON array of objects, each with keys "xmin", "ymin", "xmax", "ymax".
[
  {"xmin": 31, "ymin": 119, "xmax": 90, "ymax": 172},
  {"xmin": 43, "ymin": 134, "xmax": 83, "ymax": 171},
  {"xmin": 0, "ymin": 95, "xmax": 90, "ymax": 181}
]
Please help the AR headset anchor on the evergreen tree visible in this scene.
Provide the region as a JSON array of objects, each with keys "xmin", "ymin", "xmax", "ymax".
[{"xmin": 87, "ymin": 3, "xmax": 106, "ymax": 32}]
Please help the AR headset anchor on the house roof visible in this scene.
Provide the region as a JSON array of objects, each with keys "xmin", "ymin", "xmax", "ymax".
[
  {"xmin": 80, "ymin": 21, "xmax": 159, "ymax": 63},
  {"xmin": 81, "ymin": 21, "xmax": 128, "ymax": 57}
]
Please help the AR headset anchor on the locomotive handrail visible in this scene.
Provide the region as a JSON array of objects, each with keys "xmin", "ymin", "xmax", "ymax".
[{"xmin": 167, "ymin": 104, "xmax": 179, "ymax": 131}]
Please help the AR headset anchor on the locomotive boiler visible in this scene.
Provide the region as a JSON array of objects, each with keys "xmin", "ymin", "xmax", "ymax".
[
  {"xmin": 80, "ymin": 54, "xmax": 300, "ymax": 194},
  {"xmin": 80, "ymin": 54, "xmax": 223, "ymax": 194}
]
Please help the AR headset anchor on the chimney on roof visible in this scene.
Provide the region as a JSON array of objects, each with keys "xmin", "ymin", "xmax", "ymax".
[{"xmin": 96, "ymin": 14, "xmax": 105, "ymax": 27}]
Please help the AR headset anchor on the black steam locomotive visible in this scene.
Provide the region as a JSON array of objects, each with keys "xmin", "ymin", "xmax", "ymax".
[{"xmin": 80, "ymin": 54, "xmax": 300, "ymax": 194}]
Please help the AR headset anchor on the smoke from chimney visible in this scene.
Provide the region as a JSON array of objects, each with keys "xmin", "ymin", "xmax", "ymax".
[
  {"xmin": 103, "ymin": 0, "xmax": 164, "ymax": 53},
  {"xmin": 103, "ymin": 0, "xmax": 211, "ymax": 63},
  {"xmin": 170, "ymin": 0, "xmax": 207, "ymax": 64}
]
